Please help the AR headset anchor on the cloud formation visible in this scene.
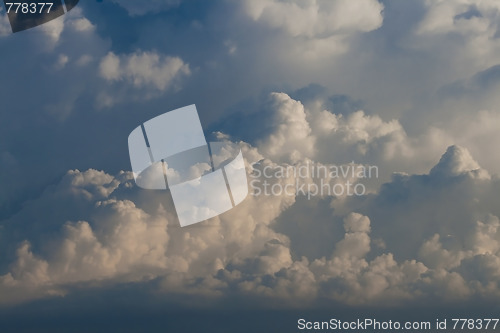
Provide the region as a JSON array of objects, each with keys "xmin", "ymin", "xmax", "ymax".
[
  {"xmin": 98, "ymin": 50, "xmax": 190, "ymax": 107},
  {"xmin": 243, "ymin": 0, "xmax": 384, "ymax": 38},
  {"xmin": 2, "ymin": 107, "xmax": 500, "ymax": 307},
  {"xmin": 1, "ymin": 0, "xmax": 500, "ymax": 319},
  {"xmin": 99, "ymin": 51, "xmax": 190, "ymax": 91}
]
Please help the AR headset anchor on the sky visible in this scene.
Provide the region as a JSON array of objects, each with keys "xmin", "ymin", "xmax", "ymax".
[{"xmin": 1, "ymin": 0, "xmax": 500, "ymax": 332}]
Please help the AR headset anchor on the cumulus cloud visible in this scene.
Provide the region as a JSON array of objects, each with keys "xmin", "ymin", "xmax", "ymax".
[
  {"xmin": 99, "ymin": 51, "xmax": 190, "ymax": 90},
  {"xmin": 35, "ymin": 7, "xmax": 95, "ymax": 48},
  {"xmin": 255, "ymin": 92, "xmax": 410, "ymax": 166},
  {"xmin": 238, "ymin": 0, "xmax": 384, "ymax": 59},
  {"xmin": 243, "ymin": 91, "xmax": 500, "ymax": 189},
  {"xmin": 1, "ymin": 83, "xmax": 498, "ymax": 307},
  {"xmin": 414, "ymin": 0, "xmax": 500, "ymax": 80},
  {"xmin": 243, "ymin": 0, "xmax": 384, "ymax": 37},
  {"xmin": 256, "ymin": 92, "xmax": 316, "ymax": 162},
  {"xmin": 97, "ymin": 50, "xmax": 190, "ymax": 107},
  {"xmin": 247, "ymin": 92, "xmax": 452, "ymax": 186},
  {"xmin": 2, "ymin": 0, "xmax": 500, "ymax": 316},
  {"xmin": 429, "ymin": 145, "xmax": 489, "ymax": 179},
  {"xmin": 334, "ymin": 213, "xmax": 371, "ymax": 258},
  {"xmin": 417, "ymin": 0, "xmax": 500, "ymax": 36},
  {"xmin": 428, "ymin": 110, "xmax": 500, "ymax": 176},
  {"xmin": 2, "ymin": 136, "xmax": 500, "ymax": 307}
]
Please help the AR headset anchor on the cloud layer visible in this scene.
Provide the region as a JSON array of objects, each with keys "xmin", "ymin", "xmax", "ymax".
[
  {"xmin": 2, "ymin": 93, "xmax": 500, "ymax": 307},
  {"xmin": 1, "ymin": 0, "xmax": 500, "ymax": 317}
]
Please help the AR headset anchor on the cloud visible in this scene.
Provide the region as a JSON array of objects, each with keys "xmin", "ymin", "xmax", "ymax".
[
  {"xmin": 254, "ymin": 92, "xmax": 410, "ymax": 166},
  {"xmin": 243, "ymin": 91, "xmax": 500, "ymax": 189},
  {"xmin": 413, "ymin": 0, "xmax": 500, "ymax": 81},
  {"xmin": 36, "ymin": 7, "xmax": 94, "ymax": 47},
  {"xmin": 334, "ymin": 213, "xmax": 371, "ymax": 258},
  {"xmin": 243, "ymin": 92, "xmax": 447, "ymax": 186},
  {"xmin": 234, "ymin": 0, "xmax": 385, "ymax": 60},
  {"xmin": 243, "ymin": 0, "xmax": 384, "ymax": 38},
  {"xmin": 2, "ymin": 139, "xmax": 500, "ymax": 307},
  {"xmin": 98, "ymin": 50, "xmax": 190, "ymax": 107},
  {"xmin": 99, "ymin": 51, "xmax": 190, "ymax": 90},
  {"xmin": 429, "ymin": 145, "xmax": 489, "ymax": 179},
  {"xmin": 256, "ymin": 92, "xmax": 316, "ymax": 163},
  {"xmin": 2, "ymin": 1, "xmax": 500, "ymax": 318},
  {"xmin": 417, "ymin": 0, "xmax": 500, "ymax": 36}
]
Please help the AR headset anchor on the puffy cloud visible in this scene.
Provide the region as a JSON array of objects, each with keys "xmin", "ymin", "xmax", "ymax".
[
  {"xmin": 417, "ymin": 0, "xmax": 500, "ymax": 36},
  {"xmin": 429, "ymin": 145, "xmax": 489, "ymax": 179},
  {"xmin": 237, "ymin": 0, "xmax": 384, "ymax": 59},
  {"xmin": 255, "ymin": 92, "xmax": 410, "ymax": 166},
  {"xmin": 0, "ymin": 165, "xmax": 294, "ymax": 304},
  {"xmin": 68, "ymin": 16, "xmax": 95, "ymax": 33},
  {"xmin": 414, "ymin": 0, "xmax": 500, "ymax": 80},
  {"xmin": 334, "ymin": 213, "xmax": 371, "ymax": 258},
  {"xmin": 418, "ymin": 234, "xmax": 469, "ymax": 270},
  {"xmin": 256, "ymin": 92, "xmax": 316, "ymax": 163},
  {"xmin": 429, "ymin": 110, "xmax": 500, "ymax": 176},
  {"xmin": 248, "ymin": 92, "xmax": 500, "ymax": 187},
  {"xmin": 243, "ymin": 0, "xmax": 384, "ymax": 38},
  {"xmin": 99, "ymin": 50, "xmax": 190, "ymax": 91},
  {"xmin": 2, "ymin": 142, "xmax": 500, "ymax": 307},
  {"xmin": 2, "ymin": 0, "xmax": 500, "ymax": 313},
  {"xmin": 37, "ymin": 7, "xmax": 94, "ymax": 47},
  {"xmin": 0, "ymin": 170, "xmax": 170, "ymax": 303},
  {"xmin": 249, "ymin": 93, "xmax": 446, "ymax": 185},
  {"xmin": 97, "ymin": 50, "xmax": 190, "ymax": 107}
]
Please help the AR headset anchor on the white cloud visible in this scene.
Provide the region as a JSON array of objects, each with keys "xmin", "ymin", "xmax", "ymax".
[
  {"xmin": 256, "ymin": 93, "xmax": 316, "ymax": 162},
  {"xmin": 429, "ymin": 145, "xmax": 489, "ymax": 179},
  {"xmin": 39, "ymin": 15, "xmax": 65, "ymax": 44},
  {"xmin": 244, "ymin": 0, "xmax": 384, "ymax": 38},
  {"xmin": 3, "ymin": 0, "xmax": 500, "ymax": 311},
  {"xmin": 334, "ymin": 213, "xmax": 371, "ymax": 258},
  {"xmin": 239, "ymin": 0, "xmax": 383, "ymax": 59},
  {"xmin": 252, "ymin": 93, "xmax": 438, "ymax": 185},
  {"xmin": 36, "ymin": 7, "xmax": 93, "ymax": 47},
  {"xmin": 97, "ymin": 50, "xmax": 190, "ymax": 107},
  {"xmin": 414, "ymin": 0, "xmax": 500, "ymax": 79},
  {"xmin": 251, "ymin": 92, "xmax": 500, "ymax": 186},
  {"xmin": 4, "ymin": 90, "xmax": 497, "ymax": 307},
  {"xmin": 99, "ymin": 51, "xmax": 190, "ymax": 91},
  {"xmin": 2, "ymin": 141, "xmax": 500, "ymax": 306},
  {"xmin": 68, "ymin": 17, "xmax": 95, "ymax": 33},
  {"xmin": 417, "ymin": 0, "xmax": 500, "ymax": 36}
]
